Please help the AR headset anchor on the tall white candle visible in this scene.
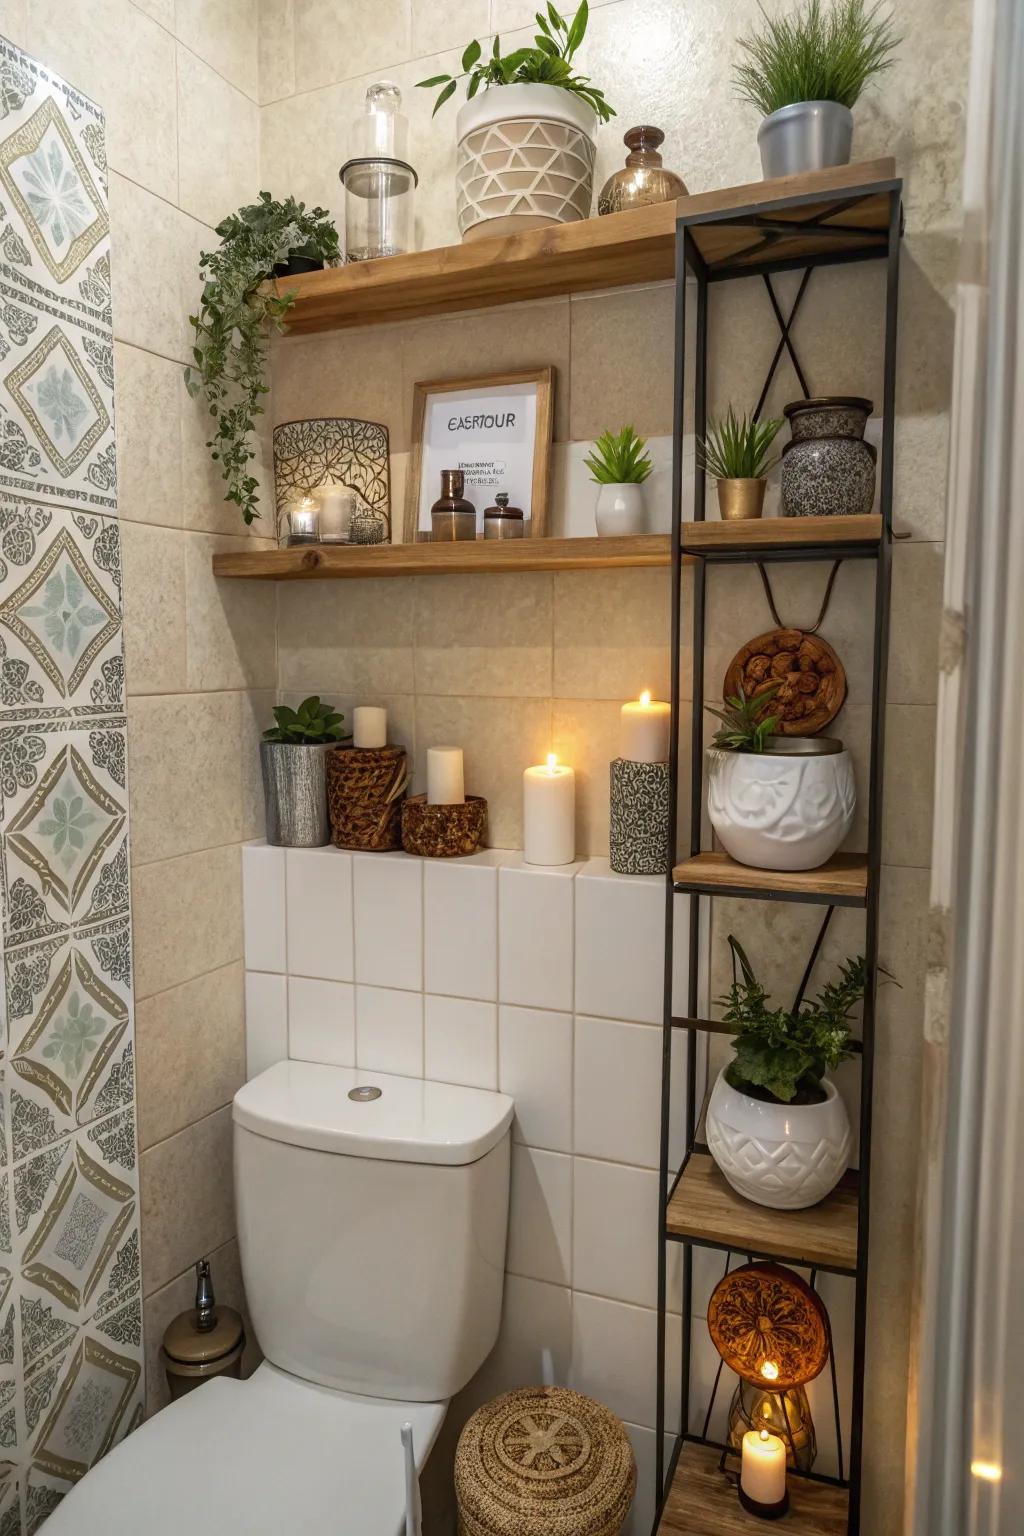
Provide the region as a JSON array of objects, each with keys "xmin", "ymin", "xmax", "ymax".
[
  {"xmin": 353, "ymin": 706, "xmax": 387, "ymax": 749},
  {"xmin": 740, "ymin": 1429, "xmax": 786, "ymax": 1506},
  {"xmin": 427, "ymin": 746, "xmax": 465, "ymax": 805},
  {"xmin": 523, "ymin": 754, "xmax": 575, "ymax": 866},
  {"xmin": 315, "ymin": 483, "xmax": 355, "ymax": 543},
  {"xmin": 620, "ymin": 690, "xmax": 671, "ymax": 763}
]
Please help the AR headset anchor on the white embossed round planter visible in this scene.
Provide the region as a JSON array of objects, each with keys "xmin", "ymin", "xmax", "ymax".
[
  {"xmin": 706, "ymin": 740, "xmax": 855, "ymax": 871},
  {"xmin": 706, "ymin": 1069, "xmax": 852, "ymax": 1210},
  {"xmin": 456, "ymin": 84, "xmax": 597, "ymax": 242},
  {"xmin": 595, "ymin": 482, "xmax": 646, "ymax": 536}
]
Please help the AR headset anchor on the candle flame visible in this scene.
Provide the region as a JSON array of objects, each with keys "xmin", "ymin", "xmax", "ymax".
[
  {"xmin": 640, "ymin": 689, "xmax": 651, "ymax": 708},
  {"xmin": 759, "ymin": 1429, "xmax": 770, "ymax": 1443},
  {"xmin": 760, "ymin": 1361, "xmax": 779, "ymax": 1381},
  {"xmin": 971, "ymin": 1461, "xmax": 1002, "ymax": 1483},
  {"xmin": 546, "ymin": 753, "xmax": 558, "ymax": 774}
]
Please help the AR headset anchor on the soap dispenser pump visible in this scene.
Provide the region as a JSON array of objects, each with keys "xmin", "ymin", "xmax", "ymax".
[{"xmin": 161, "ymin": 1257, "xmax": 246, "ymax": 1401}]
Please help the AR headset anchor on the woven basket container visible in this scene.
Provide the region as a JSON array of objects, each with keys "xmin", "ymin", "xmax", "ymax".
[
  {"xmin": 455, "ymin": 1386, "xmax": 636, "ymax": 1536},
  {"xmin": 401, "ymin": 794, "xmax": 487, "ymax": 858},
  {"xmin": 325, "ymin": 744, "xmax": 408, "ymax": 851}
]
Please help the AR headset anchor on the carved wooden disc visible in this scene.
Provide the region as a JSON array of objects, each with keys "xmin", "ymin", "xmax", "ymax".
[
  {"xmin": 723, "ymin": 628, "xmax": 846, "ymax": 735},
  {"xmin": 707, "ymin": 1262, "xmax": 830, "ymax": 1389}
]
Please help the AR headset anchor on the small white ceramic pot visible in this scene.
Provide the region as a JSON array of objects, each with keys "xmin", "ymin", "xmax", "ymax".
[
  {"xmin": 706, "ymin": 1068, "xmax": 852, "ymax": 1210},
  {"xmin": 757, "ymin": 100, "xmax": 853, "ymax": 179},
  {"xmin": 595, "ymin": 482, "xmax": 646, "ymax": 537},
  {"xmin": 706, "ymin": 741, "xmax": 855, "ymax": 871}
]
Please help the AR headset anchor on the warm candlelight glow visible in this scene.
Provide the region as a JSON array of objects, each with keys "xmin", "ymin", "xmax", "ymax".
[
  {"xmin": 971, "ymin": 1461, "xmax": 1003, "ymax": 1483},
  {"xmin": 760, "ymin": 1361, "xmax": 779, "ymax": 1381},
  {"xmin": 640, "ymin": 689, "xmax": 651, "ymax": 708},
  {"xmin": 759, "ymin": 1430, "xmax": 770, "ymax": 1443},
  {"xmin": 546, "ymin": 753, "xmax": 558, "ymax": 774}
]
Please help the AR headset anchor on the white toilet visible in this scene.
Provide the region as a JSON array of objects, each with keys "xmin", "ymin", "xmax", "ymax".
[{"xmin": 49, "ymin": 1059, "xmax": 514, "ymax": 1535}]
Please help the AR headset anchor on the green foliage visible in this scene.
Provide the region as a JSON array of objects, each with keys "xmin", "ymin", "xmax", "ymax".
[
  {"xmin": 720, "ymin": 935, "xmax": 864, "ymax": 1102},
  {"xmin": 584, "ymin": 425, "xmax": 653, "ymax": 484},
  {"xmin": 697, "ymin": 407, "xmax": 782, "ymax": 481},
  {"xmin": 185, "ymin": 194, "xmax": 341, "ymax": 526},
  {"xmin": 706, "ymin": 683, "xmax": 781, "ymax": 752},
  {"xmin": 262, "ymin": 696, "xmax": 347, "ymax": 746},
  {"xmin": 734, "ymin": 0, "xmax": 901, "ymax": 117},
  {"xmin": 417, "ymin": 3, "xmax": 614, "ymax": 121}
]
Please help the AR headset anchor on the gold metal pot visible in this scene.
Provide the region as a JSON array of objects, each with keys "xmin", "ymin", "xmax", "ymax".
[{"xmin": 717, "ymin": 477, "xmax": 766, "ymax": 520}]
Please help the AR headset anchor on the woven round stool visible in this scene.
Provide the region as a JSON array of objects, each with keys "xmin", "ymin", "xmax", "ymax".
[{"xmin": 455, "ymin": 1386, "xmax": 636, "ymax": 1536}]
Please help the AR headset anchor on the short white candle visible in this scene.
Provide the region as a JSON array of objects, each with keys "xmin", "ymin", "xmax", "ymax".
[
  {"xmin": 315, "ymin": 483, "xmax": 355, "ymax": 542},
  {"xmin": 427, "ymin": 746, "xmax": 465, "ymax": 805},
  {"xmin": 620, "ymin": 690, "xmax": 671, "ymax": 763},
  {"xmin": 740, "ymin": 1428, "xmax": 787, "ymax": 1506},
  {"xmin": 353, "ymin": 706, "xmax": 387, "ymax": 749},
  {"xmin": 523, "ymin": 754, "xmax": 575, "ymax": 866}
]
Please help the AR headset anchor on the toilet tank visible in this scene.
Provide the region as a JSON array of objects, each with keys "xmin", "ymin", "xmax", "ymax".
[{"xmin": 233, "ymin": 1061, "xmax": 513, "ymax": 1403}]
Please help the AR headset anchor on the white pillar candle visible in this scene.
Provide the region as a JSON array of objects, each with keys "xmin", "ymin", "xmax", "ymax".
[
  {"xmin": 427, "ymin": 746, "xmax": 465, "ymax": 805},
  {"xmin": 523, "ymin": 754, "xmax": 575, "ymax": 866},
  {"xmin": 619, "ymin": 690, "xmax": 671, "ymax": 763},
  {"xmin": 353, "ymin": 706, "xmax": 387, "ymax": 749},
  {"xmin": 740, "ymin": 1429, "xmax": 787, "ymax": 1506},
  {"xmin": 315, "ymin": 483, "xmax": 356, "ymax": 543}
]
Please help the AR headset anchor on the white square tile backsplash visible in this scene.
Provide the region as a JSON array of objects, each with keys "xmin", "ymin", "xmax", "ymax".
[
  {"xmin": 356, "ymin": 983, "xmax": 424, "ymax": 1076},
  {"xmin": 354, "ymin": 852, "xmax": 423, "ymax": 990},
  {"xmin": 286, "ymin": 845, "xmax": 353, "ymax": 981},
  {"xmin": 508, "ymin": 1144, "xmax": 573, "ymax": 1288},
  {"xmin": 498, "ymin": 857, "xmax": 577, "ymax": 1012},
  {"xmin": 573, "ymin": 1015, "xmax": 665, "ymax": 1169},
  {"xmin": 574, "ymin": 860, "xmax": 665, "ymax": 1024},
  {"xmin": 498, "ymin": 1005, "xmax": 574, "ymax": 1153},
  {"xmin": 424, "ymin": 853, "xmax": 499, "ymax": 1001},
  {"xmin": 244, "ymin": 970, "xmax": 288, "ymax": 1078},
  {"xmin": 424, "ymin": 994, "xmax": 498, "ymax": 1089},
  {"xmin": 243, "ymin": 842, "xmax": 286, "ymax": 972},
  {"xmin": 289, "ymin": 975, "xmax": 356, "ymax": 1067}
]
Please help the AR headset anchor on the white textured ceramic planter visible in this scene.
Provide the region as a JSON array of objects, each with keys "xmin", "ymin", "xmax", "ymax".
[
  {"xmin": 706, "ymin": 744, "xmax": 855, "ymax": 871},
  {"xmin": 595, "ymin": 482, "xmax": 646, "ymax": 536},
  {"xmin": 706, "ymin": 1069, "xmax": 852, "ymax": 1210},
  {"xmin": 456, "ymin": 83, "xmax": 596, "ymax": 242}
]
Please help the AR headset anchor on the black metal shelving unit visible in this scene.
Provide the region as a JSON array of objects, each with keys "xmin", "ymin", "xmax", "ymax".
[{"xmin": 653, "ymin": 169, "xmax": 903, "ymax": 1535}]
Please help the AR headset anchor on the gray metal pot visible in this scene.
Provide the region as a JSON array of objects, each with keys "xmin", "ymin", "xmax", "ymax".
[
  {"xmin": 260, "ymin": 741, "xmax": 330, "ymax": 847},
  {"xmin": 757, "ymin": 100, "xmax": 853, "ymax": 179}
]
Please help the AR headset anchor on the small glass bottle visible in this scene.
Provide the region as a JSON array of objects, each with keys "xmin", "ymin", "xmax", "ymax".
[
  {"xmin": 430, "ymin": 470, "xmax": 477, "ymax": 542},
  {"xmin": 339, "ymin": 82, "xmax": 417, "ymax": 261},
  {"xmin": 597, "ymin": 126, "xmax": 688, "ymax": 216},
  {"xmin": 483, "ymin": 492, "xmax": 525, "ymax": 540}
]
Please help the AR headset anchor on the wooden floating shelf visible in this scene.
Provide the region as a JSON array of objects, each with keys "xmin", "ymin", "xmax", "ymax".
[
  {"xmin": 682, "ymin": 513, "xmax": 882, "ymax": 554},
  {"xmin": 666, "ymin": 1153, "xmax": 859, "ymax": 1274},
  {"xmin": 658, "ymin": 1443, "xmax": 849, "ymax": 1535},
  {"xmin": 272, "ymin": 159, "xmax": 896, "ymax": 334},
  {"xmin": 211, "ymin": 534, "xmax": 672, "ymax": 580},
  {"xmin": 672, "ymin": 852, "xmax": 868, "ymax": 906}
]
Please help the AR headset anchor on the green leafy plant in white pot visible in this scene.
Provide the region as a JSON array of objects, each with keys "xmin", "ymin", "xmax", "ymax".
[
  {"xmin": 261, "ymin": 697, "xmax": 347, "ymax": 848},
  {"xmin": 735, "ymin": 0, "xmax": 901, "ymax": 180},
  {"xmin": 418, "ymin": 2, "xmax": 614, "ymax": 242},
  {"xmin": 585, "ymin": 425, "xmax": 653, "ymax": 536}
]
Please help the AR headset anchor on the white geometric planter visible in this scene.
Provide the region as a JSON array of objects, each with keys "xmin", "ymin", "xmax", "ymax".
[
  {"xmin": 706, "ymin": 1069, "xmax": 852, "ymax": 1210},
  {"xmin": 456, "ymin": 83, "xmax": 597, "ymax": 242},
  {"xmin": 706, "ymin": 745, "xmax": 855, "ymax": 871}
]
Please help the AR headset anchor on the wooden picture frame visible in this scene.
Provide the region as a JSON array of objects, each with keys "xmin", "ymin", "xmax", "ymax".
[{"xmin": 404, "ymin": 367, "xmax": 554, "ymax": 542}]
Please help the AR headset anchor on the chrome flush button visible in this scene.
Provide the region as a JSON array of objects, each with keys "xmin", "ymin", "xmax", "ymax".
[{"xmin": 348, "ymin": 1085, "xmax": 382, "ymax": 1102}]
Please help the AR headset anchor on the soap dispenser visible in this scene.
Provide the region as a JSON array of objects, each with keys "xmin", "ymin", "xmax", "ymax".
[{"xmin": 161, "ymin": 1258, "xmax": 246, "ymax": 1400}]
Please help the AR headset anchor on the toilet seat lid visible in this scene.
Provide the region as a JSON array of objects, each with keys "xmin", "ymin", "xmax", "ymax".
[{"xmin": 42, "ymin": 1361, "xmax": 446, "ymax": 1536}]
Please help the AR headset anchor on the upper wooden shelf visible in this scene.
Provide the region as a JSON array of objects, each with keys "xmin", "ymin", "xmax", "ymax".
[
  {"xmin": 672, "ymin": 852, "xmax": 868, "ymax": 906},
  {"xmin": 666, "ymin": 1153, "xmax": 859, "ymax": 1274},
  {"xmin": 683, "ymin": 513, "xmax": 881, "ymax": 554},
  {"xmin": 211, "ymin": 533, "xmax": 671, "ymax": 580},
  {"xmin": 658, "ymin": 1442, "xmax": 849, "ymax": 1535},
  {"xmin": 272, "ymin": 159, "xmax": 897, "ymax": 334}
]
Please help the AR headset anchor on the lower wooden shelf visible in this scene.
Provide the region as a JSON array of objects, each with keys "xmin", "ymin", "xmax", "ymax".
[
  {"xmin": 211, "ymin": 533, "xmax": 671, "ymax": 579},
  {"xmin": 672, "ymin": 852, "xmax": 868, "ymax": 906},
  {"xmin": 665, "ymin": 1153, "xmax": 859, "ymax": 1274},
  {"xmin": 658, "ymin": 1443, "xmax": 849, "ymax": 1535}
]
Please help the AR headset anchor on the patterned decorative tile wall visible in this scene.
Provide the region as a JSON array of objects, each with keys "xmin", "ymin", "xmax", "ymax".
[{"xmin": 0, "ymin": 38, "xmax": 140, "ymax": 1534}]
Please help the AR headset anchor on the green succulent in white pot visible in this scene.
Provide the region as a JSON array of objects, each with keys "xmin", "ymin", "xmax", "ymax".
[
  {"xmin": 585, "ymin": 425, "xmax": 653, "ymax": 537},
  {"xmin": 418, "ymin": 3, "xmax": 615, "ymax": 243}
]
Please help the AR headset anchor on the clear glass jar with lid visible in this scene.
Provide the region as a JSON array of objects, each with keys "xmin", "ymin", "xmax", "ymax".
[{"xmin": 339, "ymin": 82, "xmax": 417, "ymax": 261}]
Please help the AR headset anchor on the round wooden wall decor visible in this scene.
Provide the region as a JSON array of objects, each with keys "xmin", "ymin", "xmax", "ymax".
[
  {"xmin": 723, "ymin": 627, "xmax": 846, "ymax": 735},
  {"xmin": 707, "ymin": 1262, "xmax": 830, "ymax": 1390}
]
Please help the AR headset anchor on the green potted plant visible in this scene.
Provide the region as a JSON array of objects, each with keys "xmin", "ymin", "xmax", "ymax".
[
  {"xmin": 705, "ymin": 935, "xmax": 863, "ymax": 1208},
  {"xmin": 734, "ymin": 0, "xmax": 901, "ymax": 179},
  {"xmin": 584, "ymin": 425, "xmax": 653, "ymax": 536},
  {"xmin": 418, "ymin": 2, "xmax": 614, "ymax": 242},
  {"xmin": 697, "ymin": 407, "xmax": 782, "ymax": 520},
  {"xmin": 706, "ymin": 683, "xmax": 856, "ymax": 870},
  {"xmin": 261, "ymin": 696, "xmax": 347, "ymax": 848},
  {"xmin": 185, "ymin": 194, "xmax": 341, "ymax": 528}
]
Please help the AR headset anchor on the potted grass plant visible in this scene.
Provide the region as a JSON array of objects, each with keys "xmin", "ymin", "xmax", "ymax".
[
  {"xmin": 698, "ymin": 408, "xmax": 782, "ymax": 520},
  {"xmin": 418, "ymin": 2, "xmax": 614, "ymax": 242},
  {"xmin": 734, "ymin": 0, "xmax": 901, "ymax": 179},
  {"xmin": 705, "ymin": 935, "xmax": 864, "ymax": 1208},
  {"xmin": 261, "ymin": 697, "xmax": 347, "ymax": 848},
  {"xmin": 706, "ymin": 683, "xmax": 855, "ymax": 870},
  {"xmin": 584, "ymin": 425, "xmax": 653, "ymax": 535}
]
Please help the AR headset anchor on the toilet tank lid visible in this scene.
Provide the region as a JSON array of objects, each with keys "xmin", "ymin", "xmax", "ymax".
[{"xmin": 233, "ymin": 1061, "xmax": 514, "ymax": 1165}]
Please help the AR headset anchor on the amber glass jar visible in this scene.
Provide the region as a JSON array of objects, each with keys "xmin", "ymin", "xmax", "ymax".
[
  {"xmin": 431, "ymin": 469, "xmax": 477, "ymax": 541},
  {"xmin": 597, "ymin": 126, "xmax": 687, "ymax": 216}
]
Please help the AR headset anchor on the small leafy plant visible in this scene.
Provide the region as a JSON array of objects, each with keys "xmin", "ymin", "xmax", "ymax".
[
  {"xmin": 707, "ymin": 683, "xmax": 781, "ymax": 752},
  {"xmin": 719, "ymin": 935, "xmax": 865, "ymax": 1103},
  {"xmin": 262, "ymin": 697, "xmax": 347, "ymax": 746},
  {"xmin": 698, "ymin": 408, "xmax": 782, "ymax": 481},
  {"xmin": 734, "ymin": 0, "xmax": 901, "ymax": 118},
  {"xmin": 418, "ymin": 2, "xmax": 614, "ymax": 121},
  {"xmin": 185, "ymin": 194, "xmax": 341, "ymax": 527},
  {"xmin": 585, "ymin": 425, "xmax": 653, "ymax": 485}
]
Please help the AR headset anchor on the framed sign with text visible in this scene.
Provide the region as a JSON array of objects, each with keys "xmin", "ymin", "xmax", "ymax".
[{"xmin": 405, "ymin": 367, "xmax": 554, "ymax": 541}]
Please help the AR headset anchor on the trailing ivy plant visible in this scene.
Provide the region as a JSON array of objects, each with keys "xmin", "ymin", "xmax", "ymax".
[
  {"xmin": 707, "ymin": 683, "xmax": 782, "ymax": 752},
  {"xmin": 418, "ymin": 2, "xmax": 614, "ymax": 121},
  {"xmin": 262, "ymin": 696, "xmax": 347, "ymax": 746},
  {"xmin": 584, "ymin": 425, "xmax": 653, "ymax": 484},
  {"xmin": 185, "ymin": 194, "xmax": 341, "ymax": 526}
]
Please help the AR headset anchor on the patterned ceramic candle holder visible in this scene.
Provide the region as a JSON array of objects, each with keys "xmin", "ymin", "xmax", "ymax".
[
  {"xmin": 609, "ymin": 758, "xmax": 671, "ymax": 875},
  {"xmin": 326, "ymin": 744, "xmax": 408, "ymax": 851},
  {"xmin": 401, "ymin": 794, "xmax": 487, "ymax": 858}
]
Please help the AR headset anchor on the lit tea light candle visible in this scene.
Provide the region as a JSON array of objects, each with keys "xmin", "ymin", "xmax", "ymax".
[
  {"xmin": 353, "ymin": 706, "xmax": 387, "ymax": 749},
  {"xmin": 286, "ymin": 494, "xmax": 320, "ymax": 545},
  {"xmin": 427, "ymin": 746, "xmax": 465, "ymax": 805},
  {"xmin": 760, "ymin": 1361, "xmax": 779, "ymax": 1382},
  {"xmin": 523, "ymin": 753, "xmax": 575, "ymax": 866},
  {"xmin": 740, "ymin": 1428, "xmax": 787, "ymax": 1516},
  {"xmin": 619, "ymin": 689, "xmax": 671, "ymax": 763}
]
